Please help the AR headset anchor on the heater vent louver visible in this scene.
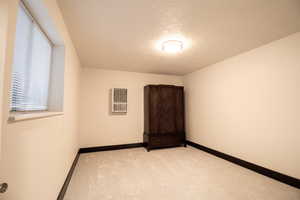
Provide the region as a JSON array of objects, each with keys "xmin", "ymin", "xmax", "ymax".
[{"xmin": 111, "ymin": 88, "xmax": 127, "ymax": 113}]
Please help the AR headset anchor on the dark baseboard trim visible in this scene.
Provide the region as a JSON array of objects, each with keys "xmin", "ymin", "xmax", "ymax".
[
  {"xmin": 186, "ymin": 140, "xmax": 300, "ymax": 189},
  {"xmin": 58, "ymin": 141, "xmax": 299, "ymax": 200},
  {"xmin": 58, "ymin": 143, "xmax": 144, "ymax": 199},
  {"xmin": 57, "ymin": 151, "xmax": 80, "ymax": 200},
  {"xmin": 79, "ymin": 143, "xmax": 144, "ymax": 154}
]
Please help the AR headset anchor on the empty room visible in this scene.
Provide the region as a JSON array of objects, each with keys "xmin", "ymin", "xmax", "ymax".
[{"xmin": 0, "ymin": 0, "xmax": 300, "ymax": 199}]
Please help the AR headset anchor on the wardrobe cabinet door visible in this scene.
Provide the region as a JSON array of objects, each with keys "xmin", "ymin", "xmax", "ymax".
[
  {"xmin": 175, "ymin": 88, "xmax": 185, "ymax": 133},
  {"xmin": 158, "ymin": 86, "xmax": 176, "ymax": 134},
  {"xmin": 149, "ymin": 86, "xmax": 160, "ymax": 133}
]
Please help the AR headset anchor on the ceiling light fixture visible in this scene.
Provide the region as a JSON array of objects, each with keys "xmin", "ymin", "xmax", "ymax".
[{"xmin": 162, "ymin": 40, "xmax": 183, "ymax": 53}]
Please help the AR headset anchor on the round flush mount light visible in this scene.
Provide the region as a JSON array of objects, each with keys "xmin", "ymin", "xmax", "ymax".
[{"xmin": 162, "ymin": 40, "xmax": 183, "ymax": 54}]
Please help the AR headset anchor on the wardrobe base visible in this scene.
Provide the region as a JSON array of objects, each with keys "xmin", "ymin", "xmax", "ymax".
[{"xmin": 143, "ymin": 132, "xmax": 186, "ymax": 152}]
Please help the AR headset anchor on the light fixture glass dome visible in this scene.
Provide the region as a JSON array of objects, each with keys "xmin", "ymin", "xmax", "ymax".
[{"xmin": 162, "ymin": 40, "xmax": 183, "ymax": 53}]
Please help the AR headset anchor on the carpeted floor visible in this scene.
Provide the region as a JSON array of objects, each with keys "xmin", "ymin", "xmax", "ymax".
[{"xmin": 64, "ymin": 147, "xmax": 300, "ymax": 200}]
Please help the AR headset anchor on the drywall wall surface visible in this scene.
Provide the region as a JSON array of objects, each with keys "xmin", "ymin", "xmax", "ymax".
[
  {"xmin": 0, "ymin": 0, "xmax": 81, "ymax": 199},
  {"xmin": 79, "ymin": 68, "xmax": 183, "ymax": 147},
  {"xmin": 0, "ymin": 0, "xmax": 8, "ymax": 159},
  {"xmin": 184, "ymin": 32, "xmax": 300, "ymax": 179}
]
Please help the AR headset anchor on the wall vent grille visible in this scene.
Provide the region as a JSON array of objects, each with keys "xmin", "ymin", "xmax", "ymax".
[{"xmin": 111, "ymin": 88, "xmax": 127, "ymax": 113}]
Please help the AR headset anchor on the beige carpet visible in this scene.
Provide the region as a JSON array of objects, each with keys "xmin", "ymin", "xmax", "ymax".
[{"xmin": 64, "ymin": 147, "xmax": 300, "ymax": 200}]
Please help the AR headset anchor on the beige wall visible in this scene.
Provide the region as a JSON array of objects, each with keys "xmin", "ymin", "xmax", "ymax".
[
  {"xmin": 0, "ymin": 0, "xmax": 81, "ymax": 199},
  {"xmin": 0, "ymin": 0, "xmax": 8, "ymax": 158},
  {"xmin": 184, "ymin": 32, "xmax": 300, "ymax": 179},
  {"xmin": 79, "ymin": 68, "xmax": 183, "ymax": 147}
]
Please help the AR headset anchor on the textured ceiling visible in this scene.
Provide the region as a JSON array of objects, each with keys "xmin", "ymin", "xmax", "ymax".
[{"xmin": 58, "ymin": 0, "xmax": 300, "ymax": 75}]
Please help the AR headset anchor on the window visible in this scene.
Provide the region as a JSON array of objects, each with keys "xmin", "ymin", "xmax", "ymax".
[{"xmin": 11, "ymin": 3, "xmax": 53, "ymax": 112}]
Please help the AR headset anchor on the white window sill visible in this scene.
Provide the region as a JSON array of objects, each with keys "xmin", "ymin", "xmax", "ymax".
[{"xmin": 8, "ymin": 112, "xmax": 64, "ymax": 123}]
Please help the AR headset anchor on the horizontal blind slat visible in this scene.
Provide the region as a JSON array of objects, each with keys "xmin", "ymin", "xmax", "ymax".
[{"xmin": 11, "ymin": 4, "xmax": 52, "ymax": 112}]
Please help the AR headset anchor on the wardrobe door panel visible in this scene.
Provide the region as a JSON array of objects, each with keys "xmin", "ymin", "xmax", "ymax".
[
  {"xmin": 144, "ymin": 86, "xmax": 150, "ymax": 133},
  {"xmin": 175, "ymin": 88, "xmax": 185, "ymax": 133},
  {"xmin": 158, "ymin": 86, "xmax": 176, "ymax": 134},
  {"xmin": 149, "ymin": 86, "xmax": 160, "ymax": 133}
]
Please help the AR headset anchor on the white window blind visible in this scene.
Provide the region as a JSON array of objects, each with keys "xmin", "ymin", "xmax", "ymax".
[{"xmin": 11, "ymin": 4, "xmax": 52, "ymax": 111}]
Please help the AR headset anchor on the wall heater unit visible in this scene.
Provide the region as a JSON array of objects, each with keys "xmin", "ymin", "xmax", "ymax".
[{"xmin": 111, "ymin": 88, "xmax": 127, "ymax": 113}]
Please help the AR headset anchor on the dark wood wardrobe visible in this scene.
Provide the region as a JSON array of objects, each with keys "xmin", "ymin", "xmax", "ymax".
[{"xmin": 143, "ymin": 85, "xmax": 186, "ymax": 151}]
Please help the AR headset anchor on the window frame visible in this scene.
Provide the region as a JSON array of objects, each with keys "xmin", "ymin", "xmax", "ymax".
[
  {"xmin": 11, "ymin": 1, "xmax": 55, "ymax": 113},
  {"xmin": 20, "ymin": 1, "xmax": 54, "ymax": 47}
]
